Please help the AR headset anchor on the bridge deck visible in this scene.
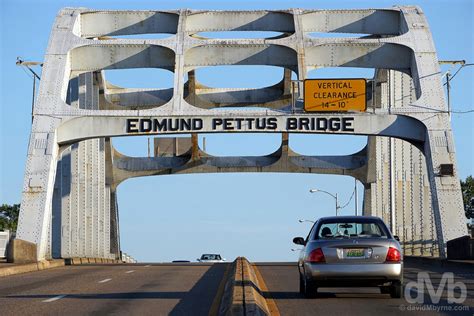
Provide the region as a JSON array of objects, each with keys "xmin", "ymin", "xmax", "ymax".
[{"xmin": 0, "ymin": 260, "xmax": 472, "ymax": 315}]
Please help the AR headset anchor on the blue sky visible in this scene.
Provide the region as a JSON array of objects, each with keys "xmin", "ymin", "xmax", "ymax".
[{"xmin": 1, "ymin": 0, "xmax": 473, "ymax": 262}]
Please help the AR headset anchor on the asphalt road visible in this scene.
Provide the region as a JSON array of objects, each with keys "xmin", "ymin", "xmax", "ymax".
[
  {"xmin": 256, "ymin": 260, "xmax": 474, "ymax": 316},
  {"xmin": 0, "ymin": 263, "xmax": 228, "ymax": 316},
  {"xmin": 1, "ymin": 260, "xmax": 473, "ymax": 316}
]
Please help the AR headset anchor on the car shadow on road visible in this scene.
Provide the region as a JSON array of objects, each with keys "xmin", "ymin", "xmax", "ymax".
[{"xmin": 262, "ymin": 290, "xmax": 391, "ymax": 300}]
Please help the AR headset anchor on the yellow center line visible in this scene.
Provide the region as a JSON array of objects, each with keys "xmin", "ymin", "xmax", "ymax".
[
  {"xmin": 252, "ymin": 264, "xmax": 281, "ymax": 316},
  {"xmin": 208, "ymin": 263, "xmax": 231, "ymax": 316}
]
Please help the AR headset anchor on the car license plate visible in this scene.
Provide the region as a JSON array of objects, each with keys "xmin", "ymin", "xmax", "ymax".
[{"xmin": 346, "ymin": 248, "xmax": 365, "ymax": 258}]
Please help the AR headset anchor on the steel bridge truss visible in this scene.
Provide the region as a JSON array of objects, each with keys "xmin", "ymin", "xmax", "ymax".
[{"xmin": 17, "ymin": 7, "xmax": 467, "ymax": 260}]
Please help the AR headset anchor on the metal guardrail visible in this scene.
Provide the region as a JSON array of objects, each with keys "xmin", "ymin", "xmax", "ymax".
[{"xmin": 121, "ymin": 252, "xmax": 137, "ymax": 263}]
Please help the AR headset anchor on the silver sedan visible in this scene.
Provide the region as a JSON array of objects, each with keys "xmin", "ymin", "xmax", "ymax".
[{"xmin": 293, "ymin": 216, "xmax": 403, "ymax": 298}]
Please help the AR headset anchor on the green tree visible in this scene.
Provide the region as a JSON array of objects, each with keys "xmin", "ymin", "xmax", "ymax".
[
  {"xmin": 0, "ymin": 204, "xmax": 20, "ymax": 232},
  {"xmin": 461, "ymin": 175, "xmax": 474, "ymax": 207}
]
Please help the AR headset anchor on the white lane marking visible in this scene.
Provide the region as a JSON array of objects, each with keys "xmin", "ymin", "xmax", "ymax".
[
  {"xmin": 98, "ymin": 278, "xmax": 112, "ymax": 283},
  {"xmin": 42, "ymin": 295, "xmax": 67, "ymax": 303},
  {"xmin": 144, "ymin": 265, "xmax": 151, "ymax": 267},
  {"xmin": 125, "ymin": 270, "xmax": 135, "ymax": 274}
]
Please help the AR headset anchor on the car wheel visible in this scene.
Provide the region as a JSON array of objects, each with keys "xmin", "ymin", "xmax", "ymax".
[
  {"xmin": 299, "ymin": 273, "xmax": 305, "ymax": 294},
  {"xmin": 302, "ymin": 276, "xmax": 317, "ymax": 298},
  {"xmin": 380, "ymin": 286, "xmax": 390, "ymax": 294},
  {"xmin": 390, "ymin": 281, "xmax": 402, "ymax": 298}
]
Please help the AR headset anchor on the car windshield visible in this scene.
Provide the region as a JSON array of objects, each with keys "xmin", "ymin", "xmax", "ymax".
[
  {"xmin": 201, "ymin": 254, "xmax": 221, "ymax": 260},
  {"xmin": 314, "ymin": 219, "xmax": 388, "ymax": 239}
]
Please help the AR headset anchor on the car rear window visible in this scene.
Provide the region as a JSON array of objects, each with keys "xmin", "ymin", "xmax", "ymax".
[
  {"xmin": 314, "ymin": 219, "xmax": 389, "ymax": 240},
  {"xmin": 201, "ymin": 254, "xmax": 221, "ymax": 260}
]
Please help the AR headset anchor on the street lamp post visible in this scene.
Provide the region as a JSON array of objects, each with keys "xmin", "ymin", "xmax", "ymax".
[
  {"xmin": 354, "ymin": 178, "xmax": 358, "ymax": 216},
  {"xmin": 309, "ymin": 189, "xmax": 340, "ymax": 216},
  {"xmin": 298, "ymin": 219, "xmax": 315, "ymax": 224}
]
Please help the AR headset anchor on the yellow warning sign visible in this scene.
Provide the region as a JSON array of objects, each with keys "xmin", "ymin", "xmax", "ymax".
[{"xmin": 304, "ymin": 79, "xmax": 367, "ymax": 112}]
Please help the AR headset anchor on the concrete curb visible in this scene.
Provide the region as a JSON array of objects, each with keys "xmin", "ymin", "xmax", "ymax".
[
  {"xmin": 218, "ymin": 259, "xmax": 238, "ymax": 315},
  {"xmin": 65, "ymin": 258, "xmax": 121, "ymax": 265},
  {"xmin": 0, "ymin": 257, "xmax": 122, "ymax": 277},
  {"xmin": 219, "ymin": 257, "xmax": 271, "ymax": 316},
  {"xmin": 0, "ymin": 259, "xmax": 65, "ymax": 277}
]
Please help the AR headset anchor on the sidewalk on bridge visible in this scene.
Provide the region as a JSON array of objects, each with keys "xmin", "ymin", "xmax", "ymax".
[
  {"xmin": 0, "ymin": 257, "xmax": 123, "ymax": 277},
  {"xmin": 0, "ymin": 259, "xmax": 15, "ymax": 268},
  {"xmin": 404, "ymin": 256, "xmax": 474, "ymax": 270}
]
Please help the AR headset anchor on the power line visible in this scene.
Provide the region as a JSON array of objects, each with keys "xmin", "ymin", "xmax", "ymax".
[
  {"xmin": 20, "ymin": 66, "xmax": 34, "ymax": 80},
  {"xmin": 340, "ymin": 188, "xmax": 355, "ymax": 210},
  {"xmin": 407, "ymin": 103, "xmax": 473, "ymax": 114},
  {"xmin": 443, "ymin": 63, "xmax": 474, "ymax": 86},
  {"xmin": 450, "ymin": 109, "xmax": 474, "ymax": 114}
]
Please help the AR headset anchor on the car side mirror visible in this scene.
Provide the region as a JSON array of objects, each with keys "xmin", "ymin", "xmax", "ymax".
[
  {"xmin": 196, "ymin": 258, "xmax": 200, "ymax": 261},
  {"xmin": 293, "ymin": 237, "xmax": 306, "ymax": 246},
  {"xmin": 394, "ymin": 235, "xmax": 400, "ymax": 241}
]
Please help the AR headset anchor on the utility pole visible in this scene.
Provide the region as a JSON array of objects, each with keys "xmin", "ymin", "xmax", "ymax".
[
  {"xmin": 446, "ymin": 71, "xmax": 451, "ymax": 118},
  {"xmin": 16, "ymin": 58, "xmax": 43, "ymax": 122},
  {"xmin": 147, "ymin": 138, "xmax": 151, "ymax": 157},
  {"xmin": 389, "ymin": 137, "xmax": 395, "ymax": 233},
  {"xmin": 438, "ymin": 60, "xmax": 467, "ymax": 118}
]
